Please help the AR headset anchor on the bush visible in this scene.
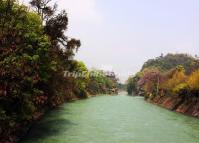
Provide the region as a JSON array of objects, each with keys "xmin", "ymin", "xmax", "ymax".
[
  {"xmin": 187, "ymin": 69, "xmax": 199, "ymax": 91},
  {"xmin": 173, "ymin": 83, "xmax": 189, "ymax": 95},
  {"xmin": 161, "ymin": 66, "xmax": 187, "ymax": 93}
]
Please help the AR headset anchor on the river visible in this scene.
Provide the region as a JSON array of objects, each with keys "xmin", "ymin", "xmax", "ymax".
[{"xmin": 21, "ymin": 94, "xmax": 199, "ymax": 143}]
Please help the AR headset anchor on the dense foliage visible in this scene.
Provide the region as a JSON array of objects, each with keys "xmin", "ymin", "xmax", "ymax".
[
  {"xmin": 118, "ymin": 83, "xmax": 127, "ymax": 91},
  {"xmin": 127, "ymin": 54, "xmax": 199, "ymax": 98},
  {"xmin": 0, "ymin": 0, "xmax": 118, "ymax": 142},
  {"xmin": 141, "ymin": 53, "xmax": 196, "ymax": 74},
  {"xmin": 87, "ymin": 70, "xmax": 118, "ymax": 95}
]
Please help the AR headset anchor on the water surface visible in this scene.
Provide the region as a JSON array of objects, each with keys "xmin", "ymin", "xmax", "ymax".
[{"xmin": 21, "ymin": 94, "xmax": 199, "ymax": 143}]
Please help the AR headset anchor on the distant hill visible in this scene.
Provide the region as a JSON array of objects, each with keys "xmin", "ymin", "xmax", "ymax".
[{"xmin": 141, "ymin": 53, "xmax": 197, "ymax": 73}]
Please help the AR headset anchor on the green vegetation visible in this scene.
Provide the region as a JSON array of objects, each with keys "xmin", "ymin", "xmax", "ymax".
[
  {"xmin": 127, "ymin": 53, "xmax": 199, "ymax": 99},
  {"xmin": 141, "ymin": 53, "xmax": 197, "ymax": 74},
  {"xmin": 118, "ymin": 83, "xmax": 127, "ymax": 91},
  {"xmin": 87, "ymin": 70, "xmax": 118, "ymax": 95},
  {"xmin": 126, "ymin": 73, "xmax": 141, "ymax": 95},
  {"xmin": 0, "ymin": 0, "xmax": 118, "ymax": 142}
]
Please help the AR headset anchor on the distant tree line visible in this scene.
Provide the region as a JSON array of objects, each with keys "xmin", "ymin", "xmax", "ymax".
[{"xmin": 127, "ymin": 53, "xmax": 199, "ymax": 98}]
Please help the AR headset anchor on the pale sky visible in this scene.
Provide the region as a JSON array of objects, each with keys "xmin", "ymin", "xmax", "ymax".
[{"xmin": 22, "ymin": 0, "xmax": 199, "ymax": 82}]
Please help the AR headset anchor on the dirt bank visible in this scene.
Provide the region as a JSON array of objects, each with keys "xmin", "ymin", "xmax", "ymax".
[{"xmin": 148, "ymin": 95, "xmax": 199, "ymax": 118}]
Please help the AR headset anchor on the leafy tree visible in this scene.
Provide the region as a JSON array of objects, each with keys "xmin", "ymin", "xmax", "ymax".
[
  {"xmin": 30, "ymin": 0, "xmax": 81, "ymax": 57},
  {"xmin": 118, "ymin": 83, "xmax": 127, "ymax": 91},
  {"xmin": 87, "ymin": 70, "xmax": 118, "ymax": 95},
  {"xmin": 141, "ymin": 53, "xmax": 196, "ymax": 74},
  {"xmin": 137, "ymin": 68, "xmax": 163, "ymax": 97},
  {"xmin": 126, "ymin": 76, "xmax": 136, "ymax": 95},
  {"xmin": 71, "ymin": 61, "xmax": 89, "ymax": 98},
  {"xmin": 161, "ymin": 66, "xmax": 187, "ymax": 93},
  {"xmin": 0, "ymin": 1, "xmax": 52, "ymax": 141},
  {"xmin": 187, "ymin": 69, "xmax": 199, "ymax": 91},
  {"xmin": 0, "ymin": 1, "xmax": 119, "ymax": 142}
]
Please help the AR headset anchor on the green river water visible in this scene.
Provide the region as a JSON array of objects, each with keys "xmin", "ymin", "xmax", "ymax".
[{"xmin": 21, "ymin": 94, "xmax": 199, "ymax": 143}]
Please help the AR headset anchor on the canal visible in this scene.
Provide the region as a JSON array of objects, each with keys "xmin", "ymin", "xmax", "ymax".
[{"xmin": 21, "ymin": 94, "xmax": 199, "ymax": 143}]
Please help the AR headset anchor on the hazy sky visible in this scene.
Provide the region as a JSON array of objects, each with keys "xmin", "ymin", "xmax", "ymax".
[{"xmin": 23, "ymin": 0, "xmax": 199, "ymax": 82}]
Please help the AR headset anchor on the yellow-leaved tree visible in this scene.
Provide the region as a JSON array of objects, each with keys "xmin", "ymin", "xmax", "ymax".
[
  {"xmin": 161, "ymin": 66, "xmax": 187, "ymax": 93},
  {"xmin": 187, "ymin": 69, "xmax": 199, "ymax": 90}
]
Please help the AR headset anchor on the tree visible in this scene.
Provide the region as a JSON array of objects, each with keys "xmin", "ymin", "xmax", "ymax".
[
  {"xmin": 160, "ymin": 66, "xmax": 187, "ymax": 93},
  {"xmin": 141, "ymin": 53, "xmax": 196, "ymax": 74},
  {"xmin": 137, "ymin": 68, "xmax": 163, "ymax": 96},
  {"xmin": 187, "ymin": 69, "xmax": 199, "ymax": 91},
  {"xmin": 86, "ymin": 70, "xmax": 118, "ymax": 95},
  {"xmin": 0, "ymin": 1, "xmax": 119, "ymax": 141},
  {"xmin": 126, "ymin": 76, "xmax": 136, "ymax": 95},
  {"xmin": 72, "ymin": 61, "xmax": 89, "ymax": 98},
  {"xmin": 0, "ymin": 1, "xmax": 52, "ymax": 139},
  {"xmin": 30, "ymin": 0, "xmax": 81, "ymax": 59},
  {"xmin": 30, "ymin": 0, "xmax": 56, "ymax": 21}
]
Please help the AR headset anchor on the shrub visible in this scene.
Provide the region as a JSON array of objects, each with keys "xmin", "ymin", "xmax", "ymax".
[
  {"xmin": 161, "ymin": 66, "xmax": 187, "ymax": 93},
  {"xmin": 173, "ymin": 83, "xmax": 189, "ymax": 95},
  {"xmin": 137, "ymin": 68, "xmax": 163, "ymax": 96},
  {"xmin": 187, "ymin": 69, "xmax": 199, "ymax": 91}
]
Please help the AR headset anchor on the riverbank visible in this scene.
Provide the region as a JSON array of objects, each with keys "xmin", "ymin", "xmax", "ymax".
[
  {"xmin": 146, "ymin": 95, "xmax": 199, "ymax": 118},
  {"xmin": 1, "ymin": 92, "xmax": 119, "ymax": 143},
  {"xmin": 0, "ymin": 95, "xmax": 81, "ymax": 143},
  {"xmin": 126, "ymin": 54, "xmax": 199, "ymax": 118},
  {"xmin": 2, "ymin": 98, "xmax": 80, "ymax": 143}
]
